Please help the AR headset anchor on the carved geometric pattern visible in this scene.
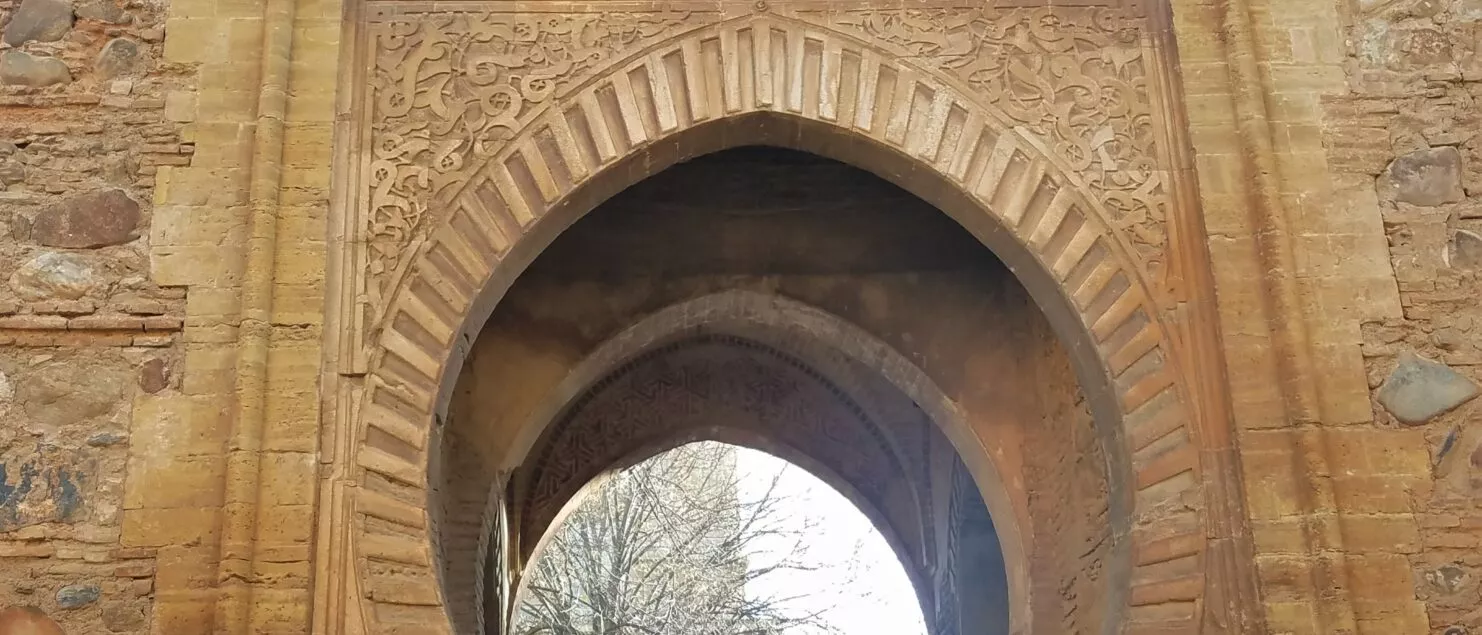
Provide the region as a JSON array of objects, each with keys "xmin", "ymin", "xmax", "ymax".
[{"xmin": 340, "ymin": 6, "xmax": 1209, "ymax": 634}]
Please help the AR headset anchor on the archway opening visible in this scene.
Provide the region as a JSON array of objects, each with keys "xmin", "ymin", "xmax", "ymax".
[
  {"xmin": 512, "ymin": 440, "xmax": 932, "ymax": 635},
  {"xmin": 434, "ymin": 146, "xmax": 1115, "ymax": 635}
]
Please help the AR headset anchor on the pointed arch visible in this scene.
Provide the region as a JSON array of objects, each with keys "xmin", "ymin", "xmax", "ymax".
[{"xmin": 332, "ymin": 11, "xmax": 1224, "ymax": 635}]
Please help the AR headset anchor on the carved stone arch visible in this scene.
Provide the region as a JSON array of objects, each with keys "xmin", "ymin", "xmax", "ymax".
[{"xmin": 330, "ymin": 5, "xmax": 1240, "ymax": 635}]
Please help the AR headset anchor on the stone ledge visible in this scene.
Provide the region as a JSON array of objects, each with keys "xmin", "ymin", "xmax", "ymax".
[
  {"xmin": 0, "ymin": 313, "xmax": 183, "ymax": 331},
  {"xmin": 0, "ymin": 329, "xmax": 176, "ymax": 347}
]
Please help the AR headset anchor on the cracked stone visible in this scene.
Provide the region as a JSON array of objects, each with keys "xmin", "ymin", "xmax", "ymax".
[
  {"xmin": 0, "ymin": 50, "xmax": 71, "ymax": 88},
  {"xmin": 31, "ymin": 189, "xmax": 140, "ymax": 248},
  {"xmin": 2, "ymin": 0, "xmax": 73, "ymax": 46},
  {"xmin": 1379, "ymin": 147, "xmax": 1466, "ymax": 207},
  {"xmin": 94, "ymin": 38, "xmax": 142, "ymax": 79},
  {"xmin": 9, "ymin": 252, "xmax": 100, "ymax": 301},
  {"xmin": 1377, "ymin": 351, "xmax": 1481, "ymax": 425},
  {"xmin": 55, "ymin": 583, "xmax": 100, "ymax": 609}
]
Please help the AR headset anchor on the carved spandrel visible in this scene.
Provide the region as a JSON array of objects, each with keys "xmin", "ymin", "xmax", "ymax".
[
  {"xmin": 798, "ymin": 6, "xmax": 1168, "ymax": 287},
  {"xmin": 362, "ymin": 10, "xmax": 709, "ymax": 333},
  {"xmin": 352, "ymin": 2, "xmax": 1177, "ymax": 356}
]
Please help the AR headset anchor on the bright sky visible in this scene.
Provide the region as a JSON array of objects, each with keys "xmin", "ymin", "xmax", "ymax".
[{"xmin": 734, "ymin": 446, "xmax": 928, "ymax": 635}]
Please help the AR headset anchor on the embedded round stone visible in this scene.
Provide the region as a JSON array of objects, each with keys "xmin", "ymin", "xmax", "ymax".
[
  {"xmin": 9, "ymin": 251, "xmax": 100, "ymax": 301},
  {"xmin": 1377, "ymin": 351, "xmax": 1480, "ymax": 425},
  {"xmin": 55, "ymin": 583, "xmax": 101, "ymax": 609},
  {"xmin": 1379, "ymin": 147, "xmax": 1465, "ymax": 207},
  {"xmin": 31, "ymin": 189, "xmax": 141, "ymax": 248},
  {"xmin": 0, "ymin": 50, "xmax": 71, "ymax": 88},
  {"xmin": 137, "ymin": 357, "xmax": 168, "ymax": 393},
  {"xmin": 1452, "ymin": 230, "xmax": 1482, "ymax": 270},
  {"xmin": 2, "ymin": 0, "xmax": 74, "ymax": 46},
  {"xmin": 95, "ymin": 38, "xmax": 142, "ymax": 78}
]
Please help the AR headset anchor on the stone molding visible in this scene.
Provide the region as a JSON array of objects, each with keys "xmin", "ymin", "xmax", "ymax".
[{"xmin": 316, "ymin": 2, "xmax": 1252, "ymax": 633}]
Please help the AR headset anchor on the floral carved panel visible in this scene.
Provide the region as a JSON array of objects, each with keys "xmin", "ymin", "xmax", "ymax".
[
  {"xmin": 346, "ymin": 7, "xmax": 714, "ymax": 368},
  {"xmin": 339, "ymin": 0, "xmax": 1181, "ymax": 369},
  {"xmin": 810, "ymin": 7, "xmax": 1167, "ymax": 273}
]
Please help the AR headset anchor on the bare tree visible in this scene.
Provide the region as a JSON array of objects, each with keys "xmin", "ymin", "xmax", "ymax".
[{"xmin": 513, "ymin": 442, "xmax": 852, "ymax": 635}]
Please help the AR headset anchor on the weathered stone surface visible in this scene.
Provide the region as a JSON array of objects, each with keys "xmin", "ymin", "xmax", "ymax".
[
  {"xmin": 0, "ymin": 159, "xmax": 27, "ymax": 185},
  {"xmin": 137, "ymin": 357, "xmax": 168, "ymax": 393},
  {"xmin": 0, "ymin": 446, "xmax": 92, "ymax": 531},
  {"xmin": 0, "ymin": 369, "xmax": 12, "ymax": 416},
  {"xmin": 9, "ymin": 252, "xmax": 99, "ymax": 301},
  {"xmin": 1398, "ymin": 28, "xmax": 1451, "ymax": 66},
  {"xmin": 0, "ymin": 607, "xmax": 64, "ymax": 635},
  {"xmin": 1378, "ymin": 351, "xmax": 1481, "ymax": 424},
  {"xmin": 100, "ymin": 600, "xmax": 145, "ymax": 631},
  {"xmin": 75, "ymin": 0, "xmax": 126, "ymax": 23},
  {"xmin": 31, "ymin": 189, "xmax": 140, "ymax": 248},
  {"xmin": 94, "ymin": 38, "xmax": 142, "ymax": 78},
  {"xmin": 17, "ymin": 361, "xmax": 127, "ymax": 430},
  {"xmin": 1453, "ymin": 230, "xmax": 1482, "ymax": 270},
  {"xmin": 55, "ymin": 583, "xmax": 101, "ymax": 609},
  {"xmin": 2, "ymin": 0, "xmax": 73, "ymax": 46},
  {"xmin": 85, "ymin": 431, "xmax": 125, "ymax": 447},
  {"xmin": 1424, "ymin": 564, "xmax": 1470, "ymax": 595},
  {"xmin": 0, "ymin": 50, "xmax": 71, "ymax": 88},
  {"xmin": 1379, "ymin": 147, "xmax": 1466, "ymax": 207}
]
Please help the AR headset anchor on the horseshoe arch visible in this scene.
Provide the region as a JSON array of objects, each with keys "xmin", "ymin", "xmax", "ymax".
[{"xmin": 317, "ymin": 4, "xmax": 1254, "ymax": 634}]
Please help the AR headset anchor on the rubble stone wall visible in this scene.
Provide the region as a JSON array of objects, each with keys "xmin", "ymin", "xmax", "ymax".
[{"xmin": 0, "ymin": 0, "xmax": 185, "ymax": 632}]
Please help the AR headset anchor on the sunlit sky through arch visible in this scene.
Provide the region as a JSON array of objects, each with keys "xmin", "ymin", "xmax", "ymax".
[{"xmin": 733, "ymin": 446, "xmax": 929, "ymax": 635}]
